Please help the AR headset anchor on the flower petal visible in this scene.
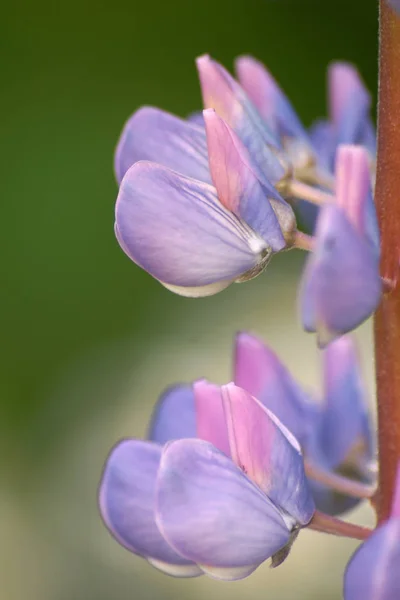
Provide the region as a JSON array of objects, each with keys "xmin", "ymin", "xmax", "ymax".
[
  {"xmin": 234, "ymin": 332, "xmax": 314, "ymax": 445},
  {"xmin": 235, "ymin": 55, "xmax": 309, "ymax": 143},
  {"xmin": 222, "ymin": 383, "xmax": 315, "ymax": 525},
  {"xmin": 99, "ymin": 439, "xmax": 201, "ymax": 576},
  {"xmin": 309, "ymin": 119, "xmax": 335, "ymax": 171},
  {"xmin": 335, "ymin": 145, "xmax": 379, "ymax": 253},
  {"xmin": 148, "ymin": 385, "xmax": 196, "ymax": 445},
  {"xmin": 187, "ymin": 111, "xmax": 204, "ymax": 126},
  {"xmin": 344, "ymin": 519, "xmax": 400, "ymax": 600},
  {"xmin": 203, "ymin": 108, "xmax": 293, "ymax": 249},
  {"xmin": 318, "ymin": 336, "xmax": 373, "ymax": 470},
  {"xmin": 114, "ymin": 106, "xmax": 210, "ymax": 184},
  {"xmin": 329, "ymin": 62, "xmax": 371, "ymax": 146},
  {"xmin": 196, "ymin": 54, "xmax": 286, "ymax": 184},
  {"xmin": 193, "ymin": 380, "xmax": 230, "ymax": 457},
  {"xmin": 299, "ymin": 204, "xmax": 382, "ymax": 346},
  {"xmin": 156, "ymin": 438, "xmax": 291, "ymax": 578},
  {"xmin": 116, "ymin": 161, "xmax": 266, "ymax": 293}
]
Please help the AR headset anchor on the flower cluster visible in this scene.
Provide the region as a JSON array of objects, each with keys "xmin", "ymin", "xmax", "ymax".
[
  {"xmin": 114, "ymin": 55, "xmax": 381, "ymax": 346},
  {"xmin": 99, "ymin": 332, "xmax": 376, "ymax": 584},
  {"xmin": 100, "ymin": 54, "xmax": 398, "ymax": 598}
]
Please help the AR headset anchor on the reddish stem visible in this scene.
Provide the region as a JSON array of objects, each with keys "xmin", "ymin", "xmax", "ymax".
[
  {"xmin": 308, "ymin": 511, "xmax": 372, "ymax": 541},
  {"xmin": 374, "ymin": 1, "xmax": 400, "ymax": 524},
  {"xmin": 304, "ymin": 460, "xmax": 375, "ymax": 499}
]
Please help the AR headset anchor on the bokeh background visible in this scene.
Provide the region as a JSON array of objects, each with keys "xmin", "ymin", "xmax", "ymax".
[{"xmin": 1, "ymin": 1, "xmax": 379, "ymax": 599}]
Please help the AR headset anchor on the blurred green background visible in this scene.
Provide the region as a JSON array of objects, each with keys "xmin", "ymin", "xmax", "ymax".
[{"xmin": 1, "ymin": 1, "xmax": 378, "ymax": 599}]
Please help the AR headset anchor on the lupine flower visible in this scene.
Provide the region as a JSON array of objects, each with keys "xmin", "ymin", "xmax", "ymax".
[
  {"xmin": 306, "ymin": 335, "xmax": 375, "ymax": 515},
  {"xmin": 234, "ymin": 55, "xmax": 316, "ymax": 181},
  {"xmin": 235, "ymin": 332, "xmax": 374, "ymax": 515},
  {"xmin": 310, "ymin": 62, "xmax": 376, "ymax": 173},
  {"xmin": 195, "ymin": 55, "xmax": 287, "ymax": 185},
  {"xmin": 299, "ymin": 145, "xmax": 382, "ymax": 346},
  {"xmin": 234, "ymin": 331, "xmax": 315, "ymax": 447},
  {"xmin": 115, "ymin": 108, "xmax": 296, "ymax": 297},
  {"xmin": 232, "ymin": 55, "xmax": 327, "ymax": 232},
  {"xmin": 146, "ymin": 332, "xmax": 374, "ymax": 517},
  {"xmin": 99, "ymin": 381, "xmax": 315, "ymax": 580},
  {"xmin": 344, "ymin": 464, "xmax": 400, "ymax": 599}
]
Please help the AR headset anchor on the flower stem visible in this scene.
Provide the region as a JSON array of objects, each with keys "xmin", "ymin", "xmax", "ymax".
[
  {"xmin": 293, "ymin": 230, "xmax": 315, "ymax": 252},
  {"xmin": 304, "ymin": 460, "xmax": 375, "ymax": 499},
  {"xmin": 374, "ymin": 0, "xmax": 400, "ymax": 524},
  {"xmin": 288, "ymin": 179, "xmax": 334, "ymax": 206},
  {"xmin": 308, "ymin": 511, "xmax": 372, "ymax": 541},
  {"xmin": 300, "ymin": 166, "xmax": 336, "ymax": 192}
]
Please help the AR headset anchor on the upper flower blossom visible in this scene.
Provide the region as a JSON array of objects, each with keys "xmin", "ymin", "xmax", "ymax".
[
  {"xmin": 99, "ymin": 381, "xmax": 315, "ymax": 580},
  {"xmin": 344, "ymin": 464, "xmax": 400, "ymax": 599},
  {"xmin": 115, "ymin": 106, "xmax": 296, "ymax": 297}
]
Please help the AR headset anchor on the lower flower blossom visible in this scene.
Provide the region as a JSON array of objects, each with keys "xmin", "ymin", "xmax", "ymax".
[{"xmin": 99, "ymin": 382, "xmax": 315, "ymax": 580}]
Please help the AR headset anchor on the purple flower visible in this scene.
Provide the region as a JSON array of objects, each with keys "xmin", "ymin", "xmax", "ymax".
[
  {"xmin": 234, "ymin": 55, "xmax": 315, "ymax": 178},
  {"xmin": 344, "ymin": 464, "xmax": 400, "ymax": 599},
  {"xmin": 310, "ymin": 62, "xmax": 375, "ymax": 173},
  {"xmin": 235, "ymin": 332, "xmax": 375, "ymax": 515},
  {"xmin": 234, "ymin": 331, "xmax": 315, "ymax": 447},
  {"xmin": 307, "ymin": 335, "xmax": 375, "ymax": 515},
  {"xmin": 299, "ymin": 145, "xmax": 381, "ymax": 346},
  {"xmin": 99, "ymin": 382, "xmax": 315, "ymax": 580},
  {"xmin": 115, "ymin": 108, "xmax": 295, "ymax": 297},
  {"xmin": 146, "ymin": 332, "xmax": 374, "ymax": 517},
  {"xmin": 195, "ymin": 55, "xmax": 287, "ymax": 184}
]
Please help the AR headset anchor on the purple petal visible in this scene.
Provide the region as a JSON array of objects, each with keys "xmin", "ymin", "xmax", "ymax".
[
  {"xmin": 187, "ymin": 111, "xmax": 204, "ymax": 126},
  {"xmin": 222, "ymin": 383, "xmax": 315, "ymax": 525},
  {"xmin": 335, "ymin": 145, "xmax": 379, "ymax": 253},
  {"xmin": 299, "ymin": 204, "xmax": 382, "ymax": 346},
  {"xmin": 234, "ymin": 332, "xmax": 314, "ymax": 445},
  {"xmin": 194, "ymin": 380, "xmax": 230, "ymax": 457},
  {"xmin": 204, "ymin": 109, "xmax": 291, "ymax": 250},
  {"xmin": 148, "ymin": 385, "xmax": 196, "ymax": 445},
  {"xmin": 309, "ymin": 119, "xmax": 335, "ymax": 172},
  {"xmin": 317, "ymin": 336, "xmax": 373, "ymax": 470},
  {"xmin": 156, "ymin": 438, "xmax": 291, "ymax": 579},
  {"xmin": 99, "ymin": 439, "xmax": 201, "ymax": 576},
  {"xmin": 344, "ymin": 519, "xmax": 400, "ymax": 599},
  {"xmin": 235, "ymin": 56, "xmax": 309, "ymax": 143},
  {"xmin": 196, "ymin": 55, "xmax": 286, "ymax": 184},
  {"xmin": 361, "ymin": 118, "xmax": 377, "ymax": 157},
  {"xmin": 116, "ymin": 161, "xmax": 268, "ymax": 295},
  {"xmin": 114, "ymin": 106, "xmax": 210, "ymax": 185},
  {"xmin": 329, "ymin": 62, "xmax": 371, "ymax": 146}
]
